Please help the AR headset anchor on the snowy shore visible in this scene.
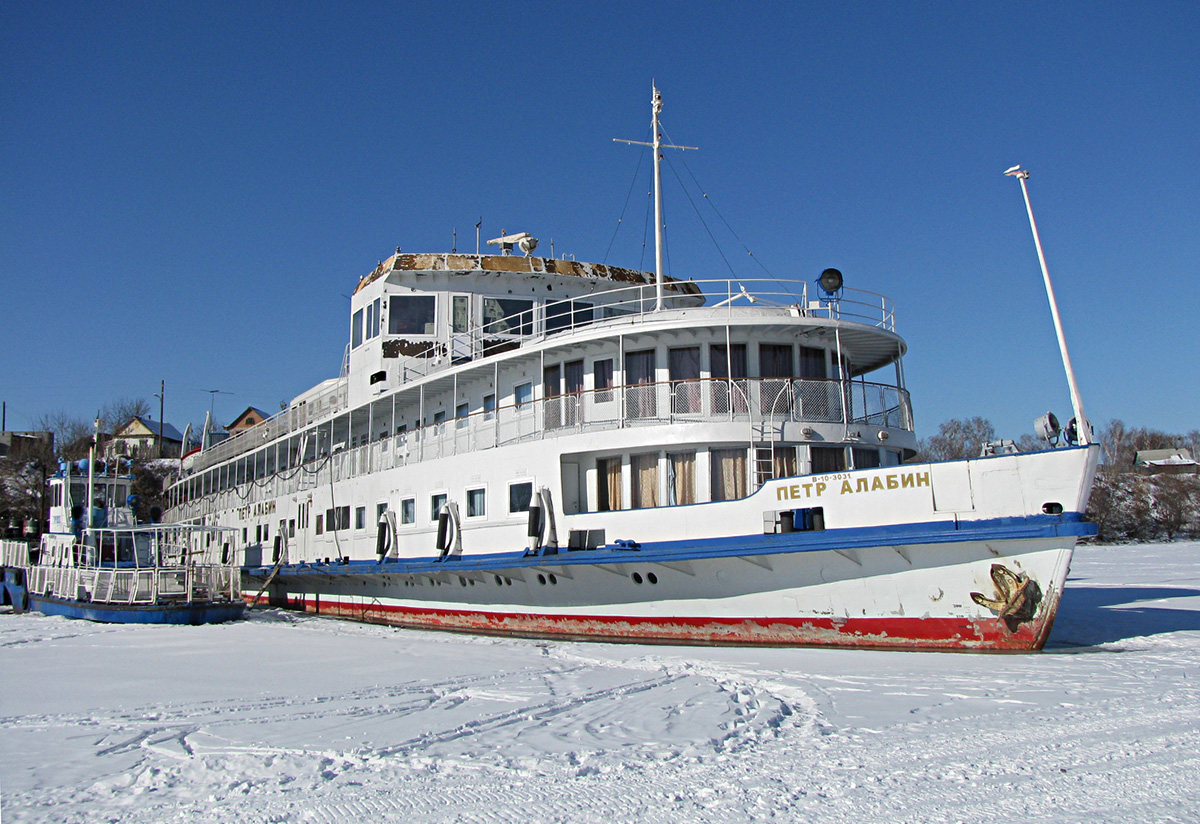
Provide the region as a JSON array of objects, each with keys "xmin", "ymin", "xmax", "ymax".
[{"xmin": 3, "ymin": 542, "xmax": 1199, "ymax": 823}]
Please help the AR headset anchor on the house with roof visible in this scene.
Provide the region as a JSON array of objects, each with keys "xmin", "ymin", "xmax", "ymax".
[
  {"xmin": 108, "ymin": 417, "xmax": 184, "ymax": 460},
  {"xmin": 227, "ymin": 406, "xmax": 271, "ymax": 433},
  {"xmin": 1134, "ymin": 448, "xmax": 1199, "ymax": 475}
]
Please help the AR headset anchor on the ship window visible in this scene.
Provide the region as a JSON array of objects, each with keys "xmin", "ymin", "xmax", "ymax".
[
  {"xmin": 852, "ymin": 447, "xmax": 881, "ymax": 470},
  {"xmin": 388, "ymin": 295, "xmax": 436, "ymax": 335},
  {"xmin": 430, "ymin": 493, "xmax": 447, "ymax": 521},
  {"xmin": 514, "ymin": 382, "xmax": 532, "ymax": 408},
  {"xmin": 508, "ymin": 481, "xmax": 533, "ymax": 514},
  {"xmin": 669, "ymin": 347, "xmax": 701, "ymax": 414},
  {"xmin": 456, "ymin": 402, "xmax": 469, "ymax": 429},
  {"xmin": 467, "ymin": 488, "xmax": 486, "ymax": 518},
  {"xmin": 711, "ymin": 448, "xmax": 748, "ymax": 501},
  {"xmin": 365, "ymin": 298, "xmax": 380, "ymax": 340},
  {"xmin": 594, "ymin": 359, "xmax": 613, "ymax": 402},
  {"xmin": 668, "ymin": 451, "xmax": 696, "ymax": 505},
  {"xmin": 483, "ymin": 394, "xmax": 496, "ymax": 421},
  {"xmin": 631, "ymin": 453, "xmax": 659, "ymax": 509},
  {"xmin": 289, "ymin": 519, "xmax": 296, "ymax": 538},
  {"xmin": 400, "ymin": 498, "xmax": 415, "ymax": 525},
  {"xmin": 597, "ymin": 457, "xmax": 622, "ymax": 511},
  {"xmin": 545, "ymin": 300, "xmax": 594, "ymax": 333},
  {"xmin": 800, "ymin": 346, "xmax": 827, "ymax": 380},
  {"xmin": 352, "ymin": 308, "xmax": 364, "ymax": 348},
  {"xmin": 811, "ymin": 446, "xmax": 847, "ymax": 474},
  {"xmin": 452, "ymin": 295, "xmax": 470, "ymax": 333},
  {"xmin": 316, "ymin": 514, "xmax": 323, "ymax": 535},
  {"xmin": 482, "ymin": 297, "xmax": 533, "ymax": 336},
  {"xmin": 377, "ymin": 502, "xmax": 387, "ymax": 522},
  {"xmin": 355, "ymin": 506, "xmax": 366, "ymax": 530}
]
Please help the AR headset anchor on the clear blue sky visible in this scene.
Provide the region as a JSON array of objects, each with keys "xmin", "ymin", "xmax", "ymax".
[{"xmin": 3, "ymin": 1, "xmax": 1197, "ymax": 442}]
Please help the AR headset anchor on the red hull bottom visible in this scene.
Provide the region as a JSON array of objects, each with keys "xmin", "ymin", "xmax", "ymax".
[{"xmin": 258, "ymin": 593, "xmax": 1059, "ymax": 652}]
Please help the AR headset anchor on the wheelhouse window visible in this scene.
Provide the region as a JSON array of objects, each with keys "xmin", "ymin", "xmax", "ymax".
[
  {"xmin": 388, "ymin": 295, "xmax": 436, "ymax": 335},
  {"xmin": 352, "ymin": 308, "xmax": 364, "ymax": 348},
  {"xmin": 545, "ymin": 300, "xmax": 594, "ymax": 333},
  {"xmin": 482, "ymin": 297, "xmax": 533, "ymax": 336},
  {"xmin": 366, "ymin": 297, "xmax": 381, "ymax": 339}
]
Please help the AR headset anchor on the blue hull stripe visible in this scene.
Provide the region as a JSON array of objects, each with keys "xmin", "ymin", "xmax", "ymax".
[{"xmin": 253, "ymin": 513, "xmax": 1095, "ymax": 580}]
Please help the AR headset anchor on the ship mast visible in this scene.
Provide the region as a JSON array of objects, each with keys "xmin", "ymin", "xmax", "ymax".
[{"xmin": 615, "ymin": 84, "xmax": 697, "ymax": 310}]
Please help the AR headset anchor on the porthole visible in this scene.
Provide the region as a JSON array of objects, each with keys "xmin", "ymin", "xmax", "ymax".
[
  {"xmin": 632, "ymin": 572, "xmax": 643, "ymax": 585},
  {"xmin": 537, "ymin": 573, "xmax": 547, "ymax": 585},
  {"xmin": 505, "ymin": 577, "xmax": 513, "ymax": 586},
  {"xmin": 494, "ymin": 575, "xmax": 503, "ymax": 586},
  {"xmin": 459, "ymin": 576, "xmax": 467, "ymax": 587},
  {"xmin": 548, "ymin": 573, "xmax": 558, "ymax": 585},
  {"xmin": 647, "ymin": 572, "xmax": 658, "ymax": 585}
]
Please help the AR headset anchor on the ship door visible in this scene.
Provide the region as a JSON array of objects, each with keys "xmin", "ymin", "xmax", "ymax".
[{"xmin": 450, "ymin": 294, "xmax": 472, "ymax": 362}]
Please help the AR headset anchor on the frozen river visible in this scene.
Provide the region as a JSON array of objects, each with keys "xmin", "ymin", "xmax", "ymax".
[{"xmin": 3, "ymin": 541, "xmax": 1199, "ymax": 823}]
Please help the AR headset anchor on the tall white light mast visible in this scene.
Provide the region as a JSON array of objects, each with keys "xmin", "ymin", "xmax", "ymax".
[
  {"xmin": 1004, "ymin": 165, "xmax": 1091, "ymax": 444},
  {"xmin": 615, "ymin": 84, "xmax": 697, "ymax": 310}
]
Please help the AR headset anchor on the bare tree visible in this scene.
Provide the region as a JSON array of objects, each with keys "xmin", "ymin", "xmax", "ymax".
[
  {"xmin": 914, "ymin": 417, "xmax": 996, "ymax": 462},
  {"xmin": 100, "ymin": 396, "xmax": 152, "ymax": 433},
  {"xmin": 32, "ymin": 410, "xmax": 93, "ymax": 460}
]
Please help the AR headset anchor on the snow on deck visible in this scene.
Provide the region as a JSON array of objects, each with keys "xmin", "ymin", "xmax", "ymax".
[{"xmin": 2, "ymin": 542, "xmax": 1199, "ymax": 823}]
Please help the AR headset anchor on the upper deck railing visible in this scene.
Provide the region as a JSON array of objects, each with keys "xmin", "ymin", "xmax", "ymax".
[
  {"xmin": 186, "ymin": 278, "xmax": 898, "ymax": 475},
  {"xmin": 169, "ymin": 376, "xmax": 912, "ymax": 518}
]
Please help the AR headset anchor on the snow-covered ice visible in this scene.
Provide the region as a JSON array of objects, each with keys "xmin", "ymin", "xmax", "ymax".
[{"xmin": 3, "ymin": 542, "xmax": 1199, "ymax": 823}]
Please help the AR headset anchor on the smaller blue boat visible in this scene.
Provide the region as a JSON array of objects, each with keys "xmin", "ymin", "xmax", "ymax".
[{"xmin": 2, "ymin": 450, "xmax": 244, "ymax": 625}]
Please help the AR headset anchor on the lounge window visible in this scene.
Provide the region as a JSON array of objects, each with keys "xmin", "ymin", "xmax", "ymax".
[
  {"xmin": 514, "ymin": 382, "xmax": 532, "ymax": 408},
  {"xmin": 594, "ymin": 359, "xmax": 614, "ymax": 402},
  {"xmin": 669, "ymin": 346, "xmax": 701, "ymax": 414},
  {"xmin": 853, "ymin": 447, "xmax": 882, "ymax": 470},
  {"xmin": 800, "ymin": 346, "xmax": 827, "ymax": 379},
  {"xmin": 624, "ymin": 349, "xmax": 656, "ymax": 419},
  {"xmin": 597, "ymin": 457, "xmax": 622, "ymax": 512},
  {"xmin": 545, "ymin": 300, "xmax": 594, "ymax": 333},
  {"xmin": 811, "ymin": 446, "xmax": 847, "ymax": 474},
  {"xmin": 668, "ymin": 451, "xmax": 696, "ymax": 505},
  {"xmin": 508, "ymin": 481, "xmax": 533, "ymax": 514},
  {"xmin": 388, "ymin": 295, "xmax": 436, "ymax": 335},
  {"xmin": 467, "ymin": 488, "xmax": 486, "ymax": 518},
  {"xmin": 711, "ymin": 448, "xmax": 748, "ymax": 501},
  {"xmin": 631, "ymin": 453, "xmax": 659, "ymax": 509}
]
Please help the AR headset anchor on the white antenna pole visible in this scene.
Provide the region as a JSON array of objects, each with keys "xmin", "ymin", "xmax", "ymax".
[
  {"xmin": 614, "ymin": 84, "xmax": 697, "ymax": 312},
  {"xmin": 1005, "ymin": 166, "xmax": 1091, "ymax": 444},
  {"xmin": 651, "ymin": 86, "xmax": 665, "ymax": 311}
]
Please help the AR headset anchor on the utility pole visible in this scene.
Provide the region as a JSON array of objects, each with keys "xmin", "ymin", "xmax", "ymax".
[{"xmin": 157, "ymin": 380, "xmax": 165, "ymax": 458}]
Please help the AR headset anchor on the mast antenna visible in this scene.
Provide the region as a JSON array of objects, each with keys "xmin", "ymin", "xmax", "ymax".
[
  {"xmin": 615, "ymin": 84, "xmax": 697, "ymax": 310},
  {"xmin": 1004, "ymin": 165, "xmax": 1091, "ymax": 445}
]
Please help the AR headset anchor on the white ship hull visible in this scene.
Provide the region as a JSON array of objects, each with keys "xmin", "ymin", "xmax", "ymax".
[{"xmin": 243, "ymin": 446, "xmax": 1098, "ymax": 650}]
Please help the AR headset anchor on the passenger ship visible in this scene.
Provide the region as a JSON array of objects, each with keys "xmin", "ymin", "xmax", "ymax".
[{"xmin": 164, "ymin": 90, "xmax": 1098, "ymax": 650}]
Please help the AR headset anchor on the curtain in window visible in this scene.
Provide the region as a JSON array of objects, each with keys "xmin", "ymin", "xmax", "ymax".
[
  {"xmin": 632, "ymin": 453, "xmax": 659, "ymax": 509},
  {"xmin": 669, "ymin": 347, "xmax": 701, "ymax": 413},
  {"xmin": 711, "ymin": 448, "xmax": 747, "ymax": 501},
  {"xmin": 669, "ymin": 451, "xmax": 696, "ymax": 505},
  {"xmin": 774, "ymin": 448, "xmax": 797, "ymax": 479},
  {"xmin": 598, "ymin": 457, "xmax": 622, "ymax": 511},
  {"xmin": 710, "ymin": 344, "xmax": 747, "ymax": 413}
]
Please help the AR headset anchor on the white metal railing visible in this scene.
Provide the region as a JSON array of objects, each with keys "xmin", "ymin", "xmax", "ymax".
[
  {"xmin": 2, "ymin": 540, "xmax": 30, "ymax": 568},
  {"xmin": 171, "ymin": 377, "xmax": 912, "ymax": 518},
  {"xmin": 28, "ymin": 563, "xmax": 239, "ymax": 606},
  {"xmin": 183, "ymin": 278, "xmax": 897, "ymax": 476}
]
